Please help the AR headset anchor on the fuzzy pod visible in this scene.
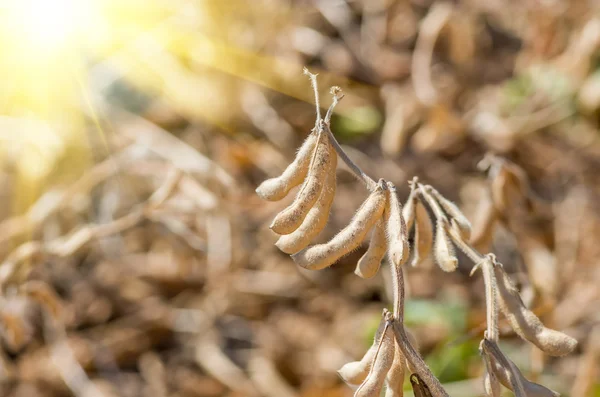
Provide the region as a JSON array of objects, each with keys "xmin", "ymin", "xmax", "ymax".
[
  {"xmin": 482, "ymin": 340, "xmax": 560, "ymax": 397},
  {"xmin": 355, "ymin": 325, "xmax": 395, "ymax": 397},
  {"xmin": 355, "ymin": 219, "xmax": 387, "ymax": 279},
  {"xmin": 402, "ymin": 180, "xmax": 418, "ymax": 232},
  {"xmin": 481, "ymin": 343, "xmax": 501, "ymax": 397},
  {"xmin": 433, "ymin": 220, "xmax": 458, "ymax": 272},
  {"xmin": 483, "ymin": 371, "xmax": 501, "ymax": 397},
  {"xmin": 339, "ymin": 318, "xmax": 387, "ymax": 385},
  {"xmin": 410, "ymin": 199, "xmax": 433, "ymax": 267},
  {"xmin": 338, "ymin": 360, "xmax": 373, "ymax": 386},
  {"xmin": 384, "ymin": 340, "xmax": 405, "ymax": 397},
  {"xmin": 292, "ymin": 187, "xmax": 386, "ymax": 270},
  {"xmin": 256, "ymin": 133, "xmax": 318, "ymax": 201},
  {"xmin": 385, "ymin": 183, "xmax": 410, "ymax": 267},
  {"xmin": 494, "ymin": 265, "xmax": 577, "ymax": 356},
  {"xmin": 426, "ymin": 187, "xmax": 471, "ymax": 240},
  {"xmin": 270, "ymin": 134, "xmax": 332, "ymax": 234},
  {"xmin": 275, "ymin": 145, "xmax": 337, "ymax": 254}
]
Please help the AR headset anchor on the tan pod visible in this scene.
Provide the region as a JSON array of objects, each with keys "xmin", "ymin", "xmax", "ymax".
[
  {"xmin": 385, "ymin": 183, "xmax": 409, "ymax": 267},
  {"xmin": 256, "ymin": 132, "xmax": 318, "ymax": 201},
  {"xmin": 275, "ymin": 145, "xmax": 337, "ymax": 254},
  {"xmin": 270, "ymin": 134, "xmax": 332, "ymax": 235},
  {"xmin": 355, "ymin": 218, "xmax": 387, "ymax": 279},
  {"xmin": 292, "ymin": 187, "xmax": 386, "ymax": 270},
  {"xmin": 494, "ymin": 265, "xmax": 577, "ymax": 356},
  {"xmin": 434, "ymin": 220, "xmax": 458, "ymax": 272}
]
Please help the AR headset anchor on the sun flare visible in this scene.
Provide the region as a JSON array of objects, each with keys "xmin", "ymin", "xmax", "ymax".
[{"xmin": 3, "ymin": 0, "xmax": 95, "ymax": 51}]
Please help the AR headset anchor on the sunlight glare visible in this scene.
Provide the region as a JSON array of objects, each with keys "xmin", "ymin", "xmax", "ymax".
[{"xmin": 7, "ymin": 0, "xmax": 92, "ymax": 50}]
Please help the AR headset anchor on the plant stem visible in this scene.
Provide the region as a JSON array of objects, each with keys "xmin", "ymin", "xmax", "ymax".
[
  {"xmin": 322, "ymin": 122, "xmax": 377, "ymax": 191},
  {"xmin": 446, "ymin": 225, "xmax": 485, "ymax": 264},
  {"xmin": 416, "ymin": 183, "xmax": 499, "ymax": 342},
  {"xmin": 302, "ymin": 69, "xmax": 505, "ymax": 395},
  {"xmin": 324, "ymin": 88, "xmax": 343, "ymax": 124},
  {"xmin": 390, "ymin": 258, "xmax": 405, "ymax": 321},
  {"xmin": 304, "ymin": 68, "xmax": 321, "ymax": 127}
]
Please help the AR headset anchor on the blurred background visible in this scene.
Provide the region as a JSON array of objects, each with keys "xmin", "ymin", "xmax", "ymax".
[{"xmin": 0, "ymin": 0, "xmax": 599, "ymax": 396}]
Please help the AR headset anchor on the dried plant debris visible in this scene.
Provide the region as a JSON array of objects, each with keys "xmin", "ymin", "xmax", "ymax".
[{"xmin": 6, "ymin": 0, "xmax": 600, "ymax": 392}]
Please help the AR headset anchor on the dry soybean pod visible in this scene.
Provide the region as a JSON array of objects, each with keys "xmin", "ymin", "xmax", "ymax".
[
  {"xmin": 482, "ymin": 340, "xmax": 527, "ymax": 397},
  {"xmin": 384, "ymin": 340, "xmax": 405, "ymax": 397},
  {"xmin": 425, "ymin": 186, "xmax": 472, "ymax": 240},
  {"xmin": 385, "ymin": 182, "xmax": 409, "ymax": 267},
  {"xmin": 482, "ymin": 339, "xmax": 559, "ymax": 397},
  {"xmin": 339, "ymin": 316, "xmax": 387, "ymax": 385},
  {"xmin": 483, "ymin": 365, "xmax": 501, "ymax": 397},
  {"xmin": 402, "ymin": 178, "xmax": 419, "ymax": 232},
  {"xmin": 292, "ymin": 185, "xmax": 386, "ymax": 270},
  {"xmin": 355, "ymin": 218, "xmax": 387, "ymax": 279},
  {"xmin": 480, "ymin": 341, "xmax": 501, "ymax": 397},
  {"xmin": 270, "ymin": 131, "xmax": 332, "ymax": 235},
  {"xmin": 355, "ymin": 324, "xmax": 395, "ymax": 397},
  {"xmin": 256, "ymin": 132, "xmax": 318, "ymax": 201},
  {"xmin": 410, "ymin": 198, "xmax": 433, "ymax": 267},
  {"xmin": 433, "ymin": 220, "xmax": 458, "ymax": 272},
  {"xmin": 275, "ymin": 145, "xmax": 337, "ymax": 254},
  {"xmin": 493, "ymin": 264, "xmax": 577, "ymax": 356}
]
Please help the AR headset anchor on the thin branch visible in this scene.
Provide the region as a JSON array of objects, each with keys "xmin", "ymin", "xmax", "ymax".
[
  {"xmin": 322, "ymin": 121, "xmax": 377, "ymax": 191},
  {"xmin": 325, "ymin": 86, "xmax": 344, "ymax": 124},
  {"xmin": 303, "ymin": 71, "xmax": 377, "ymax": 191},
  {"xmin": 446, "ymin": 224, "xmax": 485, "ymax": 264}
]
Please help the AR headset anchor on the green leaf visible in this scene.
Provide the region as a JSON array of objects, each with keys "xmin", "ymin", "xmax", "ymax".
[{"xmin": 332, "ymin": 106, "xmax": 382, "ymax": 140}]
